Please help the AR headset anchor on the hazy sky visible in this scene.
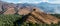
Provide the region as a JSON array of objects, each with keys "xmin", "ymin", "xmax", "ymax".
[{"xmin": 1, "ymin": 0, "xmax": 60, "ymax": 4}]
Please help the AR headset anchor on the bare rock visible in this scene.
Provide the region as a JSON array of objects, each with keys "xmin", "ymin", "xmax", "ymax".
[
  {"xmin": 18, "ymin": 7, "xmax": 32, "ymax": 15},
  {"xmin": 20, "ymin": 7, "xmax": 59, "ymax": 24},
  {"xmin": 3, "ymin": 4, "xmax": 16, "ymax": 15}
]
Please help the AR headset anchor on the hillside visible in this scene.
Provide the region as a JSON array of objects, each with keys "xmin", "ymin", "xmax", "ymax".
[
  {"xmin": 0, "ymin": 1, "xmax": 60, "ymax": 14},
  {"xmin": 0, "ymin": 1, "xmax": 60, "ymax": 26}
]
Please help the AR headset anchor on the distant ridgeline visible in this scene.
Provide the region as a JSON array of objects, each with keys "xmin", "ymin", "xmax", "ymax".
[
  {"xmin": 0, "ymin": 1, "xmax": 60, "ymax": 14},
  {"xmin": 0, "ymin": 1, "xmax": 60, "ymax": 25}
]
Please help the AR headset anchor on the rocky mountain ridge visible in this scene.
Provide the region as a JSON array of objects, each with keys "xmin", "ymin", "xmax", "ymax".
[{"xmin": 0, "ymin": 1, "xmax": 60, "ymax": 24}]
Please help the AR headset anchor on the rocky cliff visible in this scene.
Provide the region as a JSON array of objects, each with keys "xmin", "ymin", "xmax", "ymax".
[{"xmin": 0, "ymin": 1, "xmax": 59, "ymax": 24}]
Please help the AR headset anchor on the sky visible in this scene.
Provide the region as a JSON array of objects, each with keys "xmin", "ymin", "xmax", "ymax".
[{"xmin": 1, "ymin": 0, "xmax": 60, "ymax": 4}]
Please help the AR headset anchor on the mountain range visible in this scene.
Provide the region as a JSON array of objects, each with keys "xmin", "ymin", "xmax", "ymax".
[{"xmin": 0, "ymin": 1, "xmax": 60, "ymax": 14}]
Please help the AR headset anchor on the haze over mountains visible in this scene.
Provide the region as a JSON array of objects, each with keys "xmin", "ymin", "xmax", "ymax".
[{"xmin": 0, "ymin": 1, "xmax": 60, "ymax": 14}]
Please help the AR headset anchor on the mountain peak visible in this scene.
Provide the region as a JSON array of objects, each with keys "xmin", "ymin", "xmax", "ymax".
[{"xmin": 40, "ymin": 2, "xmax": 49, "ymax": 4}]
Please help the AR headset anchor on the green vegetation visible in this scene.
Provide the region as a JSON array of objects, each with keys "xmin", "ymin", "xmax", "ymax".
[
  {"xmin": 51, "ymin": 14, "xmax": 60, "ymax": 19},
  {"xmin": 16, "ymin": 22, "xmax": 60, "ymax": 26},
  {"xmin": 0, "ymin": 14, "xmax": 60, "ymax": 26},
  {"xmin": 0, "ymin": 14, "xmax": 22, "ymax": 26}
]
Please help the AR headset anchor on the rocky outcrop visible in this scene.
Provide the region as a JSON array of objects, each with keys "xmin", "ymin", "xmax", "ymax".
[
  {"xmin": 0, "ymin": 1, "xmax": 17, "ymax": 14},
  {"xmin": 18, "ymin": 6, "xmax": 32, "ymax": 15},
  {"xmin": 3, "ymin": 4, "xmax": 16, "ymax": 15},
  {"xmin": 0, "ymin": 1, "xmax": 59, "ymax": 24},
  {"xmin": 22, "ymin": 8, "xmax": 59, "ymax": 24}
]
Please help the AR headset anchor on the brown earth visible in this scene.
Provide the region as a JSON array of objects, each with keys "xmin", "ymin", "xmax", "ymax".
[
  {"xmin": 0, "ymin": 1, "xmax": 59, "ymax": 24},
  {"xmin": 20, "ymin": 8, "xmax": 60, "ymax": 24},
  {"xmin": 2, "ymin": 5, "xmax": 60, "ymax": 24},
  {"xmin": 3, "ymin": 5, "xmax": 16, "ymax": 15},
  {"xmin": 18, "ymin": 7, "xmax": 31, "ymax": 15}
]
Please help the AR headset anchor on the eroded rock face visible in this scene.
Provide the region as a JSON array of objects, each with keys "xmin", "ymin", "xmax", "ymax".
[
  {"xmin": 18, "ymin": 7, "xmax": 42, "ymax": 15},
  {"xmin": 18, "ymin": 7, "xmax": 32, "ymax": 15},
  {"xmin": 31, "ymin": 11, "xmax": 59, "ymax": 24},
  {"xmin": 3, "ymin": 4, "xmax": 16, "ymax": 15},
  {"xmin": 17, "ymin": 6, "xmax": 59, "ymax": 24},
  {"xmin": 21, "ymin": 8, "xmax": 59, "ymax": 24},
  {"xmin": 0, "ymin": 1, "xmax": 59, "ymax": 24}
]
